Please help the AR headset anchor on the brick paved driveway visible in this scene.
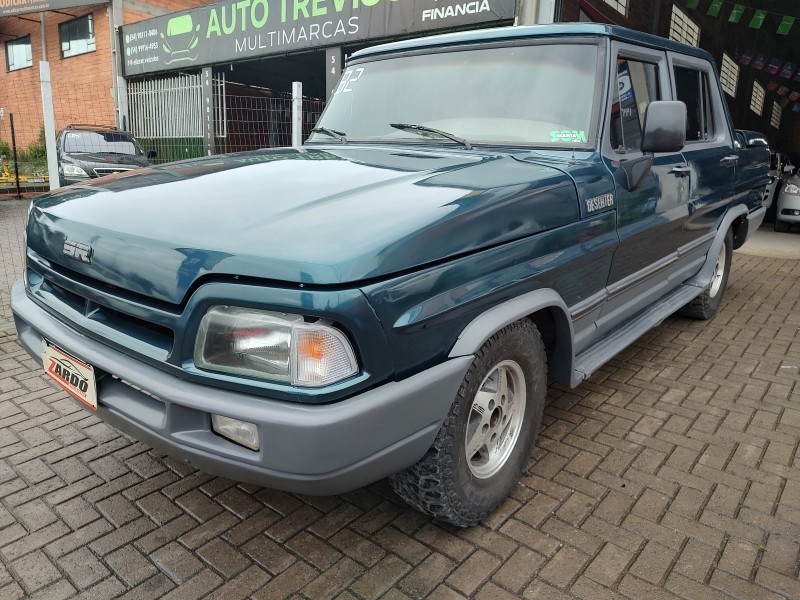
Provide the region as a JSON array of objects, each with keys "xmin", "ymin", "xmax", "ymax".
[{"xmin": 1, "ymin": 197, "xmax": 799, "ymax": 600}]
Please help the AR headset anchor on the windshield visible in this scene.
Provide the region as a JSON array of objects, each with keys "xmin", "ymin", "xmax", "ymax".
[
  {"xmin": 63, "ymin": 130, "xmax": 144, "ymax": 156},
  {"xmin": 310, "ymin": 43, "xmax": 600, "ymax": 147}
]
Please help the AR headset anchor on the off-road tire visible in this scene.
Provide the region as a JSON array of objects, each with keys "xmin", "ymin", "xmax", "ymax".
[
  {"xmin": 774, "ymin": 219, "xmax": 791, "ymax": 233},
  {"xmin": 679, "ymin": 229, "xmax": 732, "ymax": 320},
  {"xmin": 389, "ymin": 319, "xmax": 546, "ymax": 527}
]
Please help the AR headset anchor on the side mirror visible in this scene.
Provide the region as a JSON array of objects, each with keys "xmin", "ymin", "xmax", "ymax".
[
  {"xmin": 620, "ymin": 101, "xmax": 687, "ymax": 192},
  {"xmin": 147, "ymin": 150, "xmax": 157, "ymax": 159},
  {"xmin": 784, "ymin": 165, "xmax": 794, "ymax": 173},
  {"xmin": 641, "ymin": 101, "xmax": 686, "ymax": 154}
]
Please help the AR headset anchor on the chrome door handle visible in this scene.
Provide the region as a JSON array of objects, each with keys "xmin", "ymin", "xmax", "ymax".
[{"xmin": 670, "ymin": 165, "xmax": 691, "ymax": 176}]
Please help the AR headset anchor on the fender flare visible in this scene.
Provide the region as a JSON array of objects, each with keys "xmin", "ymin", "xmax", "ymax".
[
  {"xmin": 685, "ymin": 205, "xmax": 748, "ymax": 290},
  {"xmin": 448, "ymin": 288, "xmax": 575, "ymax": 385}
]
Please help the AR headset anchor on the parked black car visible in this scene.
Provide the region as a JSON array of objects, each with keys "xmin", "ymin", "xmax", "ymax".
[{"xmin": 57, "ymin": 124, "xmax": 155, "ymax": 187}]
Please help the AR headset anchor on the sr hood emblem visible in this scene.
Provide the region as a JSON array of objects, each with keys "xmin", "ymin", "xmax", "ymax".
[{"xmin": 63, "ymin": 240, "xmax": 93, "ymax": 264}]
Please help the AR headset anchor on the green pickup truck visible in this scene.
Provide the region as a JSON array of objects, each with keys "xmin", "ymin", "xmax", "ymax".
[{"xmin": 12, "ymin": 24, "xmax": 769, "ymax": 526}]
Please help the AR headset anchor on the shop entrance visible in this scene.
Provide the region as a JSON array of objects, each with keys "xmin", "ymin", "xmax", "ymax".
[{"xmin": 125, "ymin": 50, "xmax": 331, "ymax": 163}]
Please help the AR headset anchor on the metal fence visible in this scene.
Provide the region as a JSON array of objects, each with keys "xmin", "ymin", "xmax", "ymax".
[
  {"xmin": 129, "ymin": 73, "xmax": 215, "ymax": 163},
  {"xmin": 0, "ymin": 81, "xmax": 120, "ymax": 196},
  {"xmin": 0, "ymin": 72, "xmax": 324, "ymax": 196},
  {"xmin": 127, "ymin": 74, "xmax": 324, "ymax": 161},
  {"xmin": 224, "ymin": 88, "xmax": 324, "ymax": 151},
  {"xmin": 0, "ymin": 116, "xmax": 49, "ymax": 198},
  {"xmin": 0, "ymin": 78, "xmax": 48, "ymax": 197}
]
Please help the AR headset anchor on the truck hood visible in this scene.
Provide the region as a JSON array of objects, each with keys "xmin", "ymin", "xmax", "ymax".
[{"xmin": 27, "ymin": 146, "xmax": 579, "ymax": 305}]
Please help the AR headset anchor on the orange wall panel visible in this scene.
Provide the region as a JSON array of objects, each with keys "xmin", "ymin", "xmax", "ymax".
[{"xmin": 0, "ymin": 6, "xmax": 115, "ymax": 147}]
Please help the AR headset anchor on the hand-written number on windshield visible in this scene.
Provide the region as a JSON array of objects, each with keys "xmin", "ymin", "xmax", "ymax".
[{"xmin": 334, "ymin": 68, "xmax": 364, "ymax": 95}]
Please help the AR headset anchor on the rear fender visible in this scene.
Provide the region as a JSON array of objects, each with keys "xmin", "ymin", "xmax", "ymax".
[{"xmin": 686, "ymin": 205, "xmax": 749, "ymax": 289}]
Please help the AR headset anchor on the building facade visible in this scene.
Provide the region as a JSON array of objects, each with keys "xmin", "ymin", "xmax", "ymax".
[{"xmin": 0, "ymin": 0, "xmax": 208, "ymax": 149}]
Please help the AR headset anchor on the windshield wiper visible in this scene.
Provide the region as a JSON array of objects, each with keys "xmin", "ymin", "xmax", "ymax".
[
  {"xmin": 310, "ymin": 127, "xmax": 348, "ymax": 143},
  {"xmin": 389, "ymin": 123, "xmax": 472, "ymax": 150}
]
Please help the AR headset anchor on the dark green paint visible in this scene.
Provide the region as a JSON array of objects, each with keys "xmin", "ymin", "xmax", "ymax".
[{"xmin": 23, "ymin": 24, "xmax": 770, "ymax": 403}]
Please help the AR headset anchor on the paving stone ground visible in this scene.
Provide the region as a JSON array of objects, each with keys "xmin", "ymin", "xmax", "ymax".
[{"xmin": 1, "ymin": 197, "xmax": 799, "ymax": 600}]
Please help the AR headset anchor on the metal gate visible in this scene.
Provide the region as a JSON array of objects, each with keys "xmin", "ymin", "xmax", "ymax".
[
  {"xmin": 127, "ymin": 73, "xmax": 325, "ymax": 164},
  {"xmin": 127, "ymin": 73, "xmax": 226, "ymax": 164}
]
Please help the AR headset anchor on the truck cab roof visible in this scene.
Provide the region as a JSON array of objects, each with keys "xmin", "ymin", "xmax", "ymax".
[{"xmin": 352, "ymin": 23, "xmax": 714, "ymax": 63}]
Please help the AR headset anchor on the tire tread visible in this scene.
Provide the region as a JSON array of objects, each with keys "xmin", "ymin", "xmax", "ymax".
[
  {"xmin": 679, "ymin": 229, "xmax": 732, "ymax": 321},
  {"xmin": 775, "ymin": 220, "xmax": 791, "ymax": 233},
  {"xmin": 390, "ymin": 320, "xmax": 545, "ymax": 527}
]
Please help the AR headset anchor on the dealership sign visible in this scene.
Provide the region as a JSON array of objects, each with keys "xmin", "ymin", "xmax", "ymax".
[
  {"xmin": 0, "ymin": 0, "xmax": 105, "ymax": 16},
  {"xmin": 120, "ymin": 0, "xmax": 515, "ymax": 76}
]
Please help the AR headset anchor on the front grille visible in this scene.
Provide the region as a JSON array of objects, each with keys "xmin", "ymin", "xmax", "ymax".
[
  {"xmin": 93, "ymin": 167, "xmax": 133, "ymax": 177},
  {"xmin": 30, "ymin": 267, "xmax": 175, "ymax": 360}
]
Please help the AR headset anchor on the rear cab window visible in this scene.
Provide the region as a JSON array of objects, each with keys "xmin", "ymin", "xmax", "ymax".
[
  {"xmin": 667, "ymin": 51, "xmax": 733, "ymax": 148},
  {"xmin": 674, "ymin": 66, "xmax": 715, "ymax": 142}
]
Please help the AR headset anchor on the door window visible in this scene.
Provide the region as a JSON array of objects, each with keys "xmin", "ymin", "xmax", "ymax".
[{"xmin": 610, "ymin": 59, "xmax": 660, "ymax": 153}]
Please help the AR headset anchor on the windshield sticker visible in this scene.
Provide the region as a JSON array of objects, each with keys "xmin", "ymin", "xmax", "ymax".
[
  {"xmin": 333, "ymin": 67, "xmax": 364, "ymax": 95},
  {"xmin": 550, "ymin": 130, "xmax": 587, "ymax": 144}
]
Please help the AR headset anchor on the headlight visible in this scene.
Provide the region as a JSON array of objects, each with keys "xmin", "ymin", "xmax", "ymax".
[
  {"xmin": 194, "ymin": 306, "xmax": 359, "ymax": 387},
  {"xmin": 784, "ymin": 183, "xmax": 800, "ymax": 195},
  {"xmin": 62, "ymin": 163, "xmax": 89, "ymax": 178}
]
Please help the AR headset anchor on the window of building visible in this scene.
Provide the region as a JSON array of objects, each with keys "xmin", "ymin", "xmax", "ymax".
[
  {"xmin": 5, "ymin": 36, "xmax": 32, "ymax": 71},
  {"xmin": 675, "ymin": 66, "xmax": 713, "ymax": 142},
  {"xmin": 669, "ymin": 5, "xmax": 701, "ymax": 47},
  {"xmin": 770, "ymin": 101, "xmax": 782, "ymax": 128},
  {"xmin": 60, "ymin": 14, "xmax": 95, "ymax": 58},
  {"xmin": 719, "ymin": 53, "xmax": 739, "ymax": 97},
  {"xmin": 610, "ymin": 59, "xmax": 660, "ymax": 152},
  {"xmin": 601, "ymin": 0, "xmax": 627, "ymax": 15},
  {"xmin": 750, "ymin": 82, "xmax": 765, "ymax": 116}
]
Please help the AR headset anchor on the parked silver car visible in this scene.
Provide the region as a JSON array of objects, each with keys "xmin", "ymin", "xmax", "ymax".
[
  {"xmin": 775, "ymin": 172, "xmax": 800, "ymax": 233},
  {"xmin": 765, "ymin": 152, "xmax": 790, "ymax": 209}
]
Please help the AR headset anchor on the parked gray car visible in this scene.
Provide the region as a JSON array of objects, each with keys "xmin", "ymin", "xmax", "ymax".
[{"xmin": 775, "ymin": 172, "xmax": 800, "ymax": 232}]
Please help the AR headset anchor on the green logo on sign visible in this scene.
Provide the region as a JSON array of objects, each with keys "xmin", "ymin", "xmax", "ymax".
[{"xmin": 161, "ymin": 15, "xmax": 201, "ymax": 64}]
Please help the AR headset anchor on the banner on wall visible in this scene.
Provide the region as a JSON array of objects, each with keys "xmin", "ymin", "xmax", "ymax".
[
  {"xmin": 120, "ymin": 0, "xmax": 516, "ymax": 77},
  {"xmin": 687, "ymin": 0, "xmax": 796, "ymax": 35},
  {"xmin": 0, "ymin": 0, "xmax": 105, "ymax": 17}
]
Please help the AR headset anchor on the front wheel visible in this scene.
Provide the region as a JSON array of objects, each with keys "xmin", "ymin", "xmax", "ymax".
[
  {"xmin": 389, "ymin": 320, "xmax": 546, "ymax": 527},
  {"xmin": 679, "ymin": 229, "xmax": 732, "ymax": 320}
]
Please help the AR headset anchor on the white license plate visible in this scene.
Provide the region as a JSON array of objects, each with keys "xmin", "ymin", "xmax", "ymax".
[
  {"xmin": 42, "ymin": 339, "xmax": 98, "ymax": 411},
  {"xmin": 27, "ymin": 178, "xmax": 44, "ymax": 183}
]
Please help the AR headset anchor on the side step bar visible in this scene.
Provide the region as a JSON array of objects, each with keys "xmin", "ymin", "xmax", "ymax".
[{"xmin": 572, "ymin": 284, "xmax": 702, "ymax": 385}]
